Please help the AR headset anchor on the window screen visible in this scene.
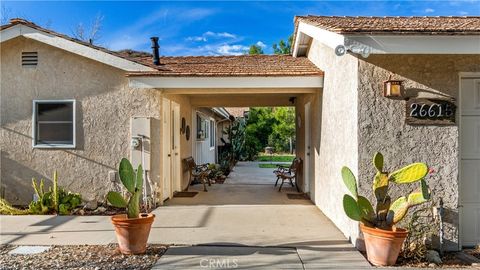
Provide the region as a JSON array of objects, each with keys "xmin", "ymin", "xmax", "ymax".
[{"xmin": 33, "ymin": 100, "xmax": 75, "ymax": 147}]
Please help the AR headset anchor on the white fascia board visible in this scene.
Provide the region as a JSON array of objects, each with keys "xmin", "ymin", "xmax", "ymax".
[
  {"xmin": 212, "ymin": 107, "xmax": 231, "ymax": 119},
  {"xmin": 345, "ymin": 35, "xmax": 480, "ymax": 54},
  {"xmin": 1, "ymin": 24, "xmax": 154, "ymax": 72},
  {"xmin": 293, "ymin": 22, "xmax": 346, "ymax": 57},
  {"xmin": 294, "ymin": 21, "xmax": 480, "ymax": 55},
  {"xmin": 128, "ymin": 76, "xmax": 323, "ymax": 89}
]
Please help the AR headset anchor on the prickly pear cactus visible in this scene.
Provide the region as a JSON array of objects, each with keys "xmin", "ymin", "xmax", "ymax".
[
  {"xmin": 341, "ymin": 152, "xmax": 431, "ymax": 230},
  {"xmin": 107, "ymin": 158, "xmax": 143, "ymax": 219}
]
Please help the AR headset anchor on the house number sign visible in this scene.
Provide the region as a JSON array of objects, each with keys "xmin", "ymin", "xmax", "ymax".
[{"xmin": 406, "ymin": 98, "xmax": 456, "ymax": 125}]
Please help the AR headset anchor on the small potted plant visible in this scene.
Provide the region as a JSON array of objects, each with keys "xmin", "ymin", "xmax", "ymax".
[
  {"xmin": 341, "ymin": 152, "xmax": 431, "ymax": 266},
  {"xmin": 107, "ymin": 158, "xmax": 155, "ymax": 254}
]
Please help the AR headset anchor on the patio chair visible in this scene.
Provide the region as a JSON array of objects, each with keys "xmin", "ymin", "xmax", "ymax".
[
  {"xmin": 274, "ymin": 157, "xmax": 301, "ymax": 192},
  {"xmin": 184, "ymin": 157, "xmax": 211, "ymax": 192}
]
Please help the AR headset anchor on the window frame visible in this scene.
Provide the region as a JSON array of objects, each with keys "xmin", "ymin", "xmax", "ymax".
[{"xmin": 32, "ymin": 99, "xmax": 76, "ymax": 149}]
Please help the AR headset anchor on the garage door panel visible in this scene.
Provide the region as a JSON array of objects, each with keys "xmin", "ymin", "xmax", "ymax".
[
  {"xmin": 460, "ymin": 160, "xmax": 480, "ymax": 203},
  {"xmin": 461, "ymin": 79, "xmax": 480, "ymax": 116},
  {"xmin": 461, "ymin": 205, "xmax": 480, "ymax": 246},
  {"xmin": 461, "ymin": 117, "xmax": 480, "ymax": 159}
]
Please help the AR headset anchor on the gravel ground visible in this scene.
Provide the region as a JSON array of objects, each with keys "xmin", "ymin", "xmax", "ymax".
[{"xmin": 0, "ymin": 244, "xmax": 167, "ymax": 270}]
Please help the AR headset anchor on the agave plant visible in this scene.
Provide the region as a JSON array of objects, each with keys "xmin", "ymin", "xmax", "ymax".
[
  {"xmin": 107, "ymin": 158, "xmax": 143, "ymax": 219},
  {"xmin": 342, "ymin": 152, "xmax": 431, "ymax": 230}
]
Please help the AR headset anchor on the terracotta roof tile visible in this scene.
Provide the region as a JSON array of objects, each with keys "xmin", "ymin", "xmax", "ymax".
[
  {"xmin": 125, "ymin": 55, "xmax": 323, "ymax": 77},
  {"xmin": 295, "ymin": 16, "xmax": 480, "ymax": 35}
]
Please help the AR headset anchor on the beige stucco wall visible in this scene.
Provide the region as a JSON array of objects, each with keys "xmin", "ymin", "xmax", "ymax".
[
  {"xmin": 357, "ymin": 54, "xmax": 480, "ymax": 250},
  {"xmin": 1, "ymin": 37, "xmax": 163, "ymax": 204},
  {"xmin": 307, "ymin": 39, "xmax": 361, "ymax": 244}
]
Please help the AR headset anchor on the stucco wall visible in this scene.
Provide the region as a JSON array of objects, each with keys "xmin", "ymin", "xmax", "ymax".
[
  {"xmin": 0, "ymin": 37, "xmax": 162, "ymax": 204},
  {"xmin": 357, "ymin": 54, "xmax": 480, "ymax": 250},
  {"xmin": 307, "ymin": 39, "xmax": 361, "ymax": 244}
]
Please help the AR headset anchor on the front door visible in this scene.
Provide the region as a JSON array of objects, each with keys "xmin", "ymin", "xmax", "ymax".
[
  {"xmin": 162, "ymin": 98, "xmax": 172, "ymax": 201},
  {"xmin": 171, "ymin": 102, "xmax": 181, "ymax": 193},
  {"xmin": 460, "ymin": 77, "xmax": 480, "ymax": 247}
]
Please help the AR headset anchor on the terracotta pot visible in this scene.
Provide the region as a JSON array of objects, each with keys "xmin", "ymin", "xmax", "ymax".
[
  {"xmin": 360, "ymin": 223, "xmax": 408, "ymax": 266},
  {"xmin": 111, "ymin": 213, "xmax": 155, "ymax": 254}
]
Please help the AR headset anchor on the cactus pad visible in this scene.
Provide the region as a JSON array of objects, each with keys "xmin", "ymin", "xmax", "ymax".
[
  {"xmin": 373, "ymin": 152, "xmax": 384, "ymax": 172},
  {"xmin": 341, "ymin": 166, "xmax": 357, "ymax": 198},
  {"xmin": 387, "ymin": 196, "xmax": 409, "ymax": 225},
  {"xmin": 357, "ymin": 196, "xmax": 375, "ymax": 222},
  {"xmin": 389, "ymin": 163, "xmax": 428, "ymax": 184},
  {"xmin": 107, "ymin": 191, "xmax": 127, "ymax": 208},
  {"xmin": 119, "ymin": 158, "xmax": 136, "ymax": 193},
  {"xmin": 373, "ymin": 172, "xmax": 389, "ymax": 201},
  {"xmin": 407, "ymin": 191, "xmax": 428, "ymax": 206},
  {"xmin": 343, "ymin": 194, "xmax": 362, "ymax": 221}
]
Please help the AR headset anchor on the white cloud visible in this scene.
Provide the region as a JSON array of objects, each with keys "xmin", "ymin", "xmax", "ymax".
[
  {"xmin": 459, "ymin": 11, "xmax": 469, "ymax": 15},
  {"xmin": 424, "ymin": 8, "xmax": 435, "ymax": 13},
  {"xmin": 105, "ymin": 7, "xmax": 217, "ymax": 50},
  {"xmin": 216, "ymin": 44, "xmax": 249, "ymax": 55},
  {"xmin": 186, "ymin": 31, "xmax": 237, "ymax": 42},
  {"xmin": 256, "ymin": 41, "xmax": 267, "ymax": 48}
]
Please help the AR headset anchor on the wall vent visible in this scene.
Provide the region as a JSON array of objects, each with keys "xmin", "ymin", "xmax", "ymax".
[{"xmin": 22, "ymin": 52, "xmax": 38, "ymax": 67}]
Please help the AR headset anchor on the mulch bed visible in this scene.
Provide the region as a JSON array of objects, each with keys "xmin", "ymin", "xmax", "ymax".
[
  {"xmin": 395, "ymin": 252, "xmax": 473, "ymax": 268},
  {"xmin": 286, "ymin": 193, "xmax": 309, "ymax": 200},
  {"xmin": 0, "ymin": 244, "xmax": 167, "ymax": 270},
  {"xmin": 173, "ymin": 191, "xmax": 198, "ymax": 198}
]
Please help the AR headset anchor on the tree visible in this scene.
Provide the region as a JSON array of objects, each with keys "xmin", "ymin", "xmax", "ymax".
[
  {"xmin": 247, "ymin": 44, "xmax": 264, "ymax": 55},
  {"xmin": 72, "ymin": 13, "xmax": 104, "ymax": 44},
  {"xmin": 272, "ymin": 35, "xmax": 293, "ymax": 55},
  {"xmin": 269, "ymin": 107, "xmax": 296, "ymax": 153}
]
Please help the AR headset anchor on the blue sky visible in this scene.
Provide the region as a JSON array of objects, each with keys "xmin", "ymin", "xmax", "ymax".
[{"xmin": 2, "ymin": 1, "xmax": 479, "ymax": 55}]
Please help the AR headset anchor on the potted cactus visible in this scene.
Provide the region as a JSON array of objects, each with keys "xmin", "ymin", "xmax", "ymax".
[
  {"xmin": 341, "ymin": 152, "xmax": 430, "ymax": 266},
  {"xmin": 107, "ymin": 158, "xmax": 155, "ymax": 254}
]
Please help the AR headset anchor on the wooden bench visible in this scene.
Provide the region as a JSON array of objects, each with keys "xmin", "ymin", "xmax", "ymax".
[
  {"xmin": 184, "ymin": 157, "xmax": 211, "ymax": 192},
  {"xmin": 274, "ymin": 157, "xmax": 301, "ymax": 192}
]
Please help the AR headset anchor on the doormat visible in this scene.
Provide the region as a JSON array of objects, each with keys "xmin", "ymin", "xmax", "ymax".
[
  {"xmin": 287, "ymin": 193, "xmax": 309, "ymax": 200},
  {"xmin": 173, "ymin": 191, "xmax": 198, "ymax": 198}
]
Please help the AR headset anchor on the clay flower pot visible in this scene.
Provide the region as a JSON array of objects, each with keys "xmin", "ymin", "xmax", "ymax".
[
  {"xmin": 360, "ymin": 223, "xmax": 408, "ymax": 266},
  {"xmin": 111, "ymin": 213, "xmax": 155, "ymax": 254}
]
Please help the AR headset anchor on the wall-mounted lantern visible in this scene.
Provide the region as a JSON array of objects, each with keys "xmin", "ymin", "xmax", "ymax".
[{"xmin": 383, "ymin": 77, "xmax": 404, "ymax": 98}]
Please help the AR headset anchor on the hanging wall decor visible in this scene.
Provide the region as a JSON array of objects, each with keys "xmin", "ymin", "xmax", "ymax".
[{"xmin": 185, "ymin": 125, "xmax": 190, "ymax": 141}]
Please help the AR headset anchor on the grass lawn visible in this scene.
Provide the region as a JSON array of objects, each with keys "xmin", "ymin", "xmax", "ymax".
[
  {"xmin": 258, "ymin": 163, "xmax": 288, "ymax": 169},
  {"xmin": 256, "ymin": 155, "xmax": 295, "ymax": 162}
]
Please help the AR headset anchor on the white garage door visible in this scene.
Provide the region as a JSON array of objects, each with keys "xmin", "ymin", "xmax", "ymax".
[{"xmin": 460, "ymin": 77, "xmax": 480, "ymax": 247}]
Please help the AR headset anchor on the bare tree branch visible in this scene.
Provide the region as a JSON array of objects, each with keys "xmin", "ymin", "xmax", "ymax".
[
  {"xmin": 1, "ymin": 4, "xmax": 12, "ymax": 25},
  {"xmin": 72, "ymin": 13, "xmax": 104, "ymax": 44}
]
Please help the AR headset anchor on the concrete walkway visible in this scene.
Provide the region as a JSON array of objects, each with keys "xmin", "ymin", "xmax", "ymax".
[{"xmin": 0, "ymin": 162, "xmax": 370, "ymax": 269}]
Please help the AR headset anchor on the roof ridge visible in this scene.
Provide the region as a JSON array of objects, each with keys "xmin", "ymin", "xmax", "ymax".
[{"xmin": 299, "ymin": 15, "xmax": 480, "ymax": 18}]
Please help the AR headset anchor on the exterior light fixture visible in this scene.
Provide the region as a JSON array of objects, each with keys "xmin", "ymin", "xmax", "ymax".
[{"xmin": 383, "ymin": 76, "xmax": 403, "ymax": 98}]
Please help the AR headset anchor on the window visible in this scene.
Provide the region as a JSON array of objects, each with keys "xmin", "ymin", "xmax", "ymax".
[
  {"xmin": 196, "ymin": 114, "xmax": 208, "ymax": 140},
  {"xmin": 210, "ymin": 120, "xmax": 215, "ymax": 148},
  {"xmin": 33, "ymin": 100, "xmax": 75, "ymax": 148}
]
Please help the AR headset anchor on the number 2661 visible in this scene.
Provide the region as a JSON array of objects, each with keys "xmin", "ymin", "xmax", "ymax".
[{"xmin": 410, "ymin": 103, "xmax": 454, "ymax": 118}]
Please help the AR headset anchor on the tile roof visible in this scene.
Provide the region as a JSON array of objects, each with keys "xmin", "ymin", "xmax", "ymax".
[
  {"xmin": 295, "ymin": 16, "xmax": 480, "ymax": 35},
  {"xmin": 124, "ymin": 54, "xmax": 323, "ymax": 77},
  {"xmin": 2, "ymin": 18, "xmax": 322, "ymax": 77}
]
